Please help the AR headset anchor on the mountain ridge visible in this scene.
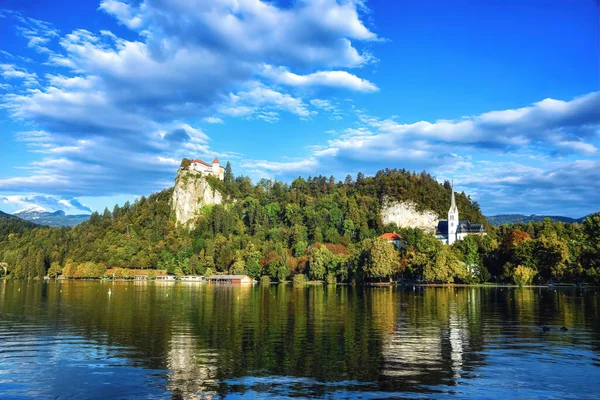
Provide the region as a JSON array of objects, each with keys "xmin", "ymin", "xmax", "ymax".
[
  {"xmin": 14, "ymin": 209, "xmax": 90, "ymax": 227},
  {"xmin": 486, "ymin": 214, "xmax": 588, "ymax": 226}
]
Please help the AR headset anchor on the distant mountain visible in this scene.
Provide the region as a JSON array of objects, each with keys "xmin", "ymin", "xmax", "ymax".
[
  {"xmin": 0, "ymin": 210, "xmax": 38, "ymax": 238},
  {"xmin": 486, "ymin": 214, "xmax": 586, "ymax": 226},
  {"xmin": 13, "ymin": 209, "xmax": 90, "ymax": 227}
]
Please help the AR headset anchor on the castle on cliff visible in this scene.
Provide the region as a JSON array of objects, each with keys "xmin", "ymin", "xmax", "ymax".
[
  {"xmin": 435, "ymin": 185, "xmax": 486, "ymax": 245},
  {"xmin": 188, "ymin": 158, "xmax": 225, "ymax": 180}
]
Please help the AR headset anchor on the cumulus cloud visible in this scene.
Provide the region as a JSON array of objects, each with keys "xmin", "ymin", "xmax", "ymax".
[
  {"xmin": 0, "ymin": 1, "xmax": 378, "ymax": 199},
  {"xmin": 99, "ymin": 0, "xmax": 377, "ymax": 68},
  {"xmin": 450, "ymin": 160, "xmax": 600, "ymax": 216},
  {"xmin": 261, "ymin": 65, "xmax": 378, "ymax": 92},
  {"xmin": 241, "ymin": 92, "xmax": 600, "ymax": 216},
  {"xmin": 219, "ymin": 84, "xmax": 314, "ymax": 120}
]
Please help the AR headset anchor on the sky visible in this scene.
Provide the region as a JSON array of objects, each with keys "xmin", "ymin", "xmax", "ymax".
[{"xmin": 0, "ymin": 0, "xmax": 599, "ymax": 218}]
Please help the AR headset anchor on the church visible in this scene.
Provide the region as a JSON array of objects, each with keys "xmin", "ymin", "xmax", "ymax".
[{"xmin": 436, "ymin": 186, "xmax": 486, "ymax": 245}]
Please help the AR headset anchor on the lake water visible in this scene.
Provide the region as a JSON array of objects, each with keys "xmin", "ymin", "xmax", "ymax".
[{"xmin": 1, "ymin": 281, "xmax": 599, "ymax": 399}]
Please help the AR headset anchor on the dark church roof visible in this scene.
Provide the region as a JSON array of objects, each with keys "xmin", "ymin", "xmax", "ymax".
[{"xmin": 436, "ymin": 220, "xmax": 487, "ymax": 236}]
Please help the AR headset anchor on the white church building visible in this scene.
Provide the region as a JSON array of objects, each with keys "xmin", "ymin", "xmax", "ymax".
[
  {"xmin": 436, "ymin": 186, "xmax": 486, "ymax": 245},
  {"xmin": 188, "ymin": 158, "xmax": 225, "ymax": 180}
]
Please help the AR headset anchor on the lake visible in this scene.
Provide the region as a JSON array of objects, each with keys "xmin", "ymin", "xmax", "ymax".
[{"xmin": 1, "ymin": 281, "xmax": 599, "ymax": 399}]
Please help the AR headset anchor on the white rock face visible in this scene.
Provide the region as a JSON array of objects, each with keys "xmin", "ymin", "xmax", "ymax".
[
  {"xmin": 381, "ymin": 200, "xmax": 439, "ymax": 233},
  {"xmin": 171, "ymin": 170, "xmax": 223, "ymax": 227}
]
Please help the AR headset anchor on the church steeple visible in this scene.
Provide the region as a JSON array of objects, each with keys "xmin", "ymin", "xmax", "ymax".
[
  {"xmin": 449, "ymin": 182, "xmax": 457, "ymax": 213},
  {"xmin": 447, "ymin": 181, "xmax": 459, "ymax": 245}
]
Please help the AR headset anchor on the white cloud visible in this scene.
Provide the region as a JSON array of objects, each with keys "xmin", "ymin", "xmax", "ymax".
[
  {"xmin": 219, "ymin": 85, "xmax": 314, "ymax": 120},
  {"xmin": 203, "ymin": 116, "xmax": 224, "ymax": 124},
  {"xmin": 262, "ymin": 65, "xmax": 378, "ymax": 92}
]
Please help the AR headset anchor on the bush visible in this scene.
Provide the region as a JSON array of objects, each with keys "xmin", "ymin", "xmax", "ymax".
[
  {"xmin": 292, "ymin": 274, "xmax": 306, "ymax": 286},
  {"xmin": 512, "ymin": 265, "xmax": 536, "ymax": 286},
  {"xmin": 326, "ymin": 272, "xmax": 337, "ymax": 285},
  {"xmin": 48, "ymin": 262, "xmax": 63, "ymax": 278},
  {"xmin": 204, "ymin": 267, "xmax": 215, "ymax": 278},
  {"xmin": 260, "ymin": 275, "xmax": 271, "ymax": 285},
  {"xmin": 147, "ymin": 270, "xmax": 157, "ymax": 280}
]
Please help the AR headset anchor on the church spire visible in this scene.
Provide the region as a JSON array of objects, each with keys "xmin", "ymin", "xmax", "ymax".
[
  {"xmin": 450, "ymin": 181, "xmax": 457, "ymax": 212},
  {"xmin": 449, "ymin": 181, "xmax": 458, "ymax": 213}
]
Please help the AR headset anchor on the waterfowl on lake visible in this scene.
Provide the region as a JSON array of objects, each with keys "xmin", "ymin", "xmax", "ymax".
[
  {"xmin": 542, "ymin": 327, "xmax": 551, "ymax": 332},
  {"xmin": 560, "ymin": 326, "xmax": 568, "ymax": 332}
]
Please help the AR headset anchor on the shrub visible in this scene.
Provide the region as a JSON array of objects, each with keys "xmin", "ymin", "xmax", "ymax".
[
  {"xmin": 260, "ymin": 275, "xmax": 271, "ymax": 285},
  {"xmin": 512, "ymin": 265, "xmax": 536, "ymax": 286},
  {"xmin": 292, "ymin": 274, "xmax": 306, "ymax": 286},
  {"xmin": 326, "ymin": 272, "xmax": 337, "ymax": 285}
]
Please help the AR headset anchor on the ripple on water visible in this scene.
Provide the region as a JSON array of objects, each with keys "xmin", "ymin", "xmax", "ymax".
[{"xmin": 1, "ymin": 281, "xmax": 600, "ymax": 399}]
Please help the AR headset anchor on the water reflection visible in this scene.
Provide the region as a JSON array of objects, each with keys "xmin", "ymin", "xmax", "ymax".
[{"xmin": 1, "ymin": 280, "xmax": 599, "ymax": 399}]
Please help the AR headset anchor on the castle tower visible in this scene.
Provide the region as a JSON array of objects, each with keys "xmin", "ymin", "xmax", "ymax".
[{"xmin": 447, "ymin": 183, "xmax": 459, "ymax": 245}]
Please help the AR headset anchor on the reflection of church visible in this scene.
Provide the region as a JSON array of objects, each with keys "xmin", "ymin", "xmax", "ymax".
[
  {"xmin": 436, "ymin": 186, "xmax": 486, "ymax": 245},
  {"xmin": 166, "ymin": 324, "xmax": 219, "ymax": 398},
  {"xmin": 379, "ymin": 290, "xmax": 474, "ymax": 384}
]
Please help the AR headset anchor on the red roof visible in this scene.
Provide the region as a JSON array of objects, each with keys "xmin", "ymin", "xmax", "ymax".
[
  {"xmin": 379, "ymin": 231, "xmax": 403, "ymax": 241},
  {"xmin": 213, "ymin": 158, "xmax": 219, "ymax": 164},
  {"xmin": 190, "ymin": 159, "xmax": 211, "ymax": 167}
]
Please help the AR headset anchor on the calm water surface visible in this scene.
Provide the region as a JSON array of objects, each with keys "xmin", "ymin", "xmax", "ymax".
[{"xmin": 1, "ymin": 281, "xmax": 599, "ymax": 399}]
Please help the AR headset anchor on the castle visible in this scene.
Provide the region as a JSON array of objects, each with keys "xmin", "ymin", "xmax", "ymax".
[
  {"xmin": 187, "ymin": 158, "xmax": 225, "ymax": 180},
  {"xmin": 435, "ymin": 185, "xmax": 486, "ymax": 245}
]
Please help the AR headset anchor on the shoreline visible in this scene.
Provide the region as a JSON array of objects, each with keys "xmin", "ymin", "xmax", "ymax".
[{"xmin": 1, "ymin": 277, "xmax": 593, "ymax": 289}]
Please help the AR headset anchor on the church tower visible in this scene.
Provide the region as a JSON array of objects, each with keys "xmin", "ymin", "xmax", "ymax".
[{"xmin": 447, "ymin": 183, "xmax": 459, "ymax": 245}]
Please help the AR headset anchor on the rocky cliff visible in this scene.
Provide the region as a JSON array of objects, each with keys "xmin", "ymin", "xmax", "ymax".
[
  {"xmin": 381, "ymin": 199, "xmax": 439, "ymax": 233},
  {"xmin": 171, "ymin": 170, "xmax": 223, "ymax": 227}
]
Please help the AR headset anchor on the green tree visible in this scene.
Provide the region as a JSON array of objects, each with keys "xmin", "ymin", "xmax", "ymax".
[
  {"xmin": 512, "ymin": 265, "xmax": 536, "ymax": 286},
  {"xmin": 48, "ymin": 262, "xmax": 63, "ymax": 278},
  {"xmin": 246, "ymin": 257, "xmax": 261, "ymax": 279},
  {"xmin": 365, "ymin": 238, "xmax": 399, "ymax": 281},
  {"xmin": 224, "ymin": 161, "xmax": 234, "ymax": 183},
  {"xmin": 231, "ymin": 258, "xmax": 246, "ymax": 275},
  {"xmin": 180, "ymin": 158, "xmax": 191, "ymax": 169},
  {"xmin": 535, "ymin": 233, "xmax": 569, "ymax": 281}
]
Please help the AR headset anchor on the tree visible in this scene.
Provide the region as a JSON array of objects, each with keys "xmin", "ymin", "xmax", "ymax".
[
  {"xmin": 581, "ymin": 213, "xmax": 600, "ymax": 283},
  {"xmin": 48, "ymin": 262, "xmax": 63, "ymax": 278},
  {"xmin": 423, "ymin": 245, "xmax": 466, "ymax": 283},
  {"xmin": 180, "ymin": 158, "xmax": 191, "ymax": 169},
  {"xmin": 224, "ymin": 161, "xmax": 234, "ymax": 183},
  {"xmin": 534, "ymin": 233, "xmax": 569, "ymax": 281},
  {"xmin": 231, "ymin": 259, "xmax": 246, "ymax": 275},
  {"xmin": 246, "ymin": 257, "xmax": 261, "ymax": 279},
  {"xmin": 308, "ymin": 246, "xmax": 331, "ymax": 280},
  {"xmin": 512, "ymin": 265, "xmax": 536, "ymax": 286},
  {"xmin": 365, "ymin": 238, "xmax": 400, "ymax": 281}
]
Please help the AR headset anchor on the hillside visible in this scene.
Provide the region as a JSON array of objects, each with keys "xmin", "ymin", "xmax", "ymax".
[
  {"xmin": 487, "ymin": 214, "xmax": 585, "ymax": 226},
  {"xmin": 14, "ymin": 209, "xmax": 90, "ymax": 227},
  {"xmin": 0, "ymin": 211, "xmax": 38, "ymax": 240},
  {"xmin": 0, "ymin": 167, "xmax": 487, "ymax": 279}
]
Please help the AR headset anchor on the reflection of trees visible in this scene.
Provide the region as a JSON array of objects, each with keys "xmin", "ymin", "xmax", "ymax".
[{"xmin": 1, "ymin": 281, "xmax": 599, "ymax": 398}]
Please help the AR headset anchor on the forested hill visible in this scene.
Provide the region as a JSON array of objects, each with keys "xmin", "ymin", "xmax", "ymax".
[
  {"xmin": 0, "ymin": 168, "xmax": 487, "ymax": 279},
  {"xmin": 487, "ymin": 214, "xmax": 586, "ymax": 226},
  {"xmin": 0, "ymin": 211, "xmax": 38, "ymax": 240}
]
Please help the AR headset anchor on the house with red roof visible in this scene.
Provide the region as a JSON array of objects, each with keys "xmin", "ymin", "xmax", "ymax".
[
  {"xmin": 187, "ymin": 157, "xmax": 225, "ymax": 180},
  {"xmin": 378, "ymin": 231, "xmax": 404, "ymax": 248}
]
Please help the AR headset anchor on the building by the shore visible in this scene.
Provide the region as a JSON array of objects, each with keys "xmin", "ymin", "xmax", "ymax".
[{"xmin": 436, "ymin": 186, "xmax": 486, "ymax": 245}]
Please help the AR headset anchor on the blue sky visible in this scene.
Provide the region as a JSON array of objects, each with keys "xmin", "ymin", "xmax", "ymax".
[{"xmin": 0, "ymin": 0, "xmax": 599, "ymax": 217}]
